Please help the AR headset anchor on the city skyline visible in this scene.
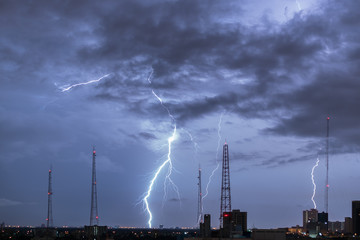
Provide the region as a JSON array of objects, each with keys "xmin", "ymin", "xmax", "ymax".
[{"xmin": 1, "ymin": 0, "xmax": 360, "ymax": 229}]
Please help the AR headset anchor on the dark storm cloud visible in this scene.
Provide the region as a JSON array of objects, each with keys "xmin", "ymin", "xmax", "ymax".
[
  {"xmin": 138, "ymin": 132, "xmax": 158, "ymax": 140},
  {"xmin": 75, "ymin": 0, "xmax": 360, "ymax": 153},
  {"xmin": 259, "ymin": 153, "xmax": 317, "ymax": 167}
]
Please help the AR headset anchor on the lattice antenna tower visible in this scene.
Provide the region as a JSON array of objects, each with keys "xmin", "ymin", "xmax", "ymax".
[
  {"xmin": 220, "ymin": 141, "xmax": 231, "ymax": 228},
  {"xmin": 197, "ymin": 166, "xmax": 203, "ymax": 224},
  {"xmin": 46, "ymin": 166, "xmax": 53, "ymax": 228},
  {"xmin": 90, "ymin": 147, "xmax": 99, "ymax": 226},
  {"xmin": 325, "ymin": 116, "xmax": 330, "ymax": 213}
]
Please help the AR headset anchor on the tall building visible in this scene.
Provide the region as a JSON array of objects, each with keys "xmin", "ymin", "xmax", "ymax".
[
  {"xmin": 303, "ymin": 209, "xmax": 318, "ymax": 229},
  {"xmin": 352, "ymin": 201, "xmax": 360, "ymax": 234},
  {"xmin": 220, "ymin": 142, "xmax": 231, "ymax": 228},
  {"xmin": 222, "ymin": 210, "xmax": 247, "ymax": 238},
  {"xmin": 232, "ymin": 210, "xmax": 247, "ymax": 234},
  {"xmin": 345, "ymin": 217, "xmax": 352, "ymax": 234},
  {"xmin": 200, "ymin": 214, "xmax": 211, "ymax": 238},
  {"xmin": 318, "ymin": 211, "xmax": 328, "ymax": 233},
  {"xmin": 303, "ymin": 209, "xmax": 319, "ymax": 236}
]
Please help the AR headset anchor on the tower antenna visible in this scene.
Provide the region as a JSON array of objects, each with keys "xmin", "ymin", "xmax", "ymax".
[
  {"xmin": 90, "ymin": 147, "xmax": 99, "ymax": 226},
  {"xmin": 325, "ymin": 117, "xmax": 330, "ymax": 214},
  {"xmin": 220, "ymin": 141, "xmax": 231, "ymax": 228},
  {"xmin": 197, "ymin": 165, "xmax": 203, "ymax": 224},
  {"xmin": 46, "ymin": 166, "xmax": 53, "ymax": 228}
]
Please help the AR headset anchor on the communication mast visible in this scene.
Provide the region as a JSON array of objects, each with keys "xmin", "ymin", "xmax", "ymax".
[
  {"xmin": 325, "ymin": 117, "xmax": 330, "ymax": 214},
  {"xmin": 46, "ymin": 167, "xmax": 53, "ymax": 228},
  {"xmin": 220, "ymin": 141, "xmax": 231, "ymax": 228},
  {"xmin": 197, "ymin": 166, "xmax": 203, "ymax": 224},
  {"xmin": 90, "ymin": 147, "xmax": 99, "ymax": 226}
]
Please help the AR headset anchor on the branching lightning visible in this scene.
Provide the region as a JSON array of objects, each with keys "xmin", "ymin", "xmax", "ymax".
[
  {"xmin": 202, "ymin": 111, "xmax": 225, "ymax": 200},
  {"xmin": 143, "ymin": 126, "xmax": 177, "ymax": 228},
  {"xmin": 311, "ymin": 156, "xmax": 320, "ymax": 209},
  {"xmin": 142, "ymin": 70, "xmax": 179, "ymax": 228},
  {"xmin": 60, "ymin": 73, "xmax": 111, "ymax": 92}
]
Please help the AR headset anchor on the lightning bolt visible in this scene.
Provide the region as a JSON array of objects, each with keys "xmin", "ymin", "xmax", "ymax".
[
  {"xmin": 202, "ymin": 111, "xmax": 225, "ymax": 200},
  {"xmin": 183, "ymin": 129, "xmax": 199, "ymax": 162},
  {"xmin": 147, "ymin": 68, "xmax": 153, "ymax": 84},
  {"xmin": 296, "ymin": 0, "xmax": 302, "ymax": 11},
  {"xmin": 143, "ymin": 126, "xmax": 177, "ymax": 228},
  {"xmin": 311, "ymin": 156, "xmax": 320, "ymax": 209},
  {"xmin": 142, "ymin": 70, "xmax": 180, "ymax": 228},
  {"xmin": 59, "ymin": 73, "xmax": 111, "ymax": 92}
]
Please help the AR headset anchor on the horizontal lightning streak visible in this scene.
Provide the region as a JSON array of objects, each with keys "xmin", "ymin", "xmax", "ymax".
[{"xmin": 60, "ymin": 74, "xmax": 111, "ymax": 92}]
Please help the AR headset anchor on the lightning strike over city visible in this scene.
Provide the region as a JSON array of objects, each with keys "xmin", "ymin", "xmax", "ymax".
[
  {"xmin": 142, "ymin": 126, "xmax": 177, "ymax": 228},
  {"xmin": 3, "ymin": 0, "xmax": 360, "ymax": 237},
  {"xmin": 142, "ymin": 70, "xmax": 179, "ymax": 228},
  {"xmin": 311, "ymin": 156, "xmax": 320, "ymax": 209}
]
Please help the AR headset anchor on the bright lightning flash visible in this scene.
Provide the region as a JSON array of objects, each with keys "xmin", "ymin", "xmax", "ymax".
[
  {"xmin": 202, "ymin": 112, "xmax": 225, "ymax": 200},
  {"xmin": 311, "ymin": 157, "xmax": 320, "ymax": 209},
  {"xmin": 143, "ymin": 126, "xmax": 177, "ymax": 228},
  {"xmin": 142, "ymin": 70, "xmax": 180, "ymax": 228},
  {"xmin": 60, "ymin": 74, "xmax": 111, "ymax": 92}
]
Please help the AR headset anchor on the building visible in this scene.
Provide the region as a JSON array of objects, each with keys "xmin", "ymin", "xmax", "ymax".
[
  {"xmin": 303, "ymin": 209, "xmax": 318, "ymax": 233},
  {"xmin": 328, "ymin": 221, "xmax": 343, "ymax": 233},
  {"xmin": 232, "ymin": 210, "xmax": 247, "ymax": 237},
  {"xmin": 221, "ymin": 209, "xmax": 247, "ymax": 238},
  {"xmin": 200, "ymin": 214, "xmax": 211, "ymax": 238},
  {"xmin": 344, "ymin": 217, "xmax": 352, "ymax": 234},
  {"xmin": 84, "ymin": 225, "xmax": 107, "ymax": 240},
  {"xmin": 318, "ymin": 211, "xmax": 328, "ymax": 233},
  {"xmin": 352, "ymin": 201, "xmax": 360, "ymax": 234},
  {"xmin": 303, "ymin": 209, "xmax": 318, "ymax": 229}
]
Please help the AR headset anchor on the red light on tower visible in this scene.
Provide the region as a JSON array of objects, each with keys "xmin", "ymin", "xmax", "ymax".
[
  {"xmin": 223, "ymin": 213, "xmax": 229, "ymax": 217},
  {"xmin": 93, "ymin": 151, "xmax": 96, "ymax": 154},
  {"xmin": 327, "ymin": 117, "xmax": 330, "ymax": 120},
  {"xmin": 326, "ymin": 184, "xmax": 329, "ymax": 188},
  {"xmin": 96, "ymin": 216, "xmax": 99, "ymax": 219}
]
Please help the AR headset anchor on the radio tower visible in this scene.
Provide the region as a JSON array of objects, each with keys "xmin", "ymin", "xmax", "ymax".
[
  {"xmin": 197, "ymin": 166, "xmax": 203, "ymax": 224},
  {"xmin": 46, "ymin": 166, "xmax": 53, "ymax": 228},
  {"xmin": 90, "ymin": 147, "xmax": 99, "ymax": 226},
  {"xmin": 325, "ymin": 116, "xmax": 330, "ymax": 214},
  {"xmin": 220, "ymin": 141, "xmax": 231, "ymax": 228}
]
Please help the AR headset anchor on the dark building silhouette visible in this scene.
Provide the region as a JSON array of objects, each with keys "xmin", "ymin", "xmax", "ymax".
[
  {"xmin": 221, "ymin": 209, "xmax": 247, "ymax": 238},
  {"xmin": 352, "ymin": 201, "xmax": 360, "ymax": 234},
  {"xmin": 200, "ymin": 214, "xmax": 211, "ymax": 238},
  {"xmin": 303, "ymin": 209, "xmax": 318, "ymax": 233},
  {"xmin": 318, "ymin": 211, "xmax": 328, "ymax": 233},
  {"xmin": 345, "ymin": 217, "xmax": 352, "ymax": 234},
  {"xmin": 84, "ymin": 225, "xmax": 107, "ymax": 240}
]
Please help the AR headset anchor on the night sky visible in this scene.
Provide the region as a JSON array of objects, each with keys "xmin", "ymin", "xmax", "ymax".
[{"xmin": 1, "ymin": 0, "xmax": 360, "ymax": 229}]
